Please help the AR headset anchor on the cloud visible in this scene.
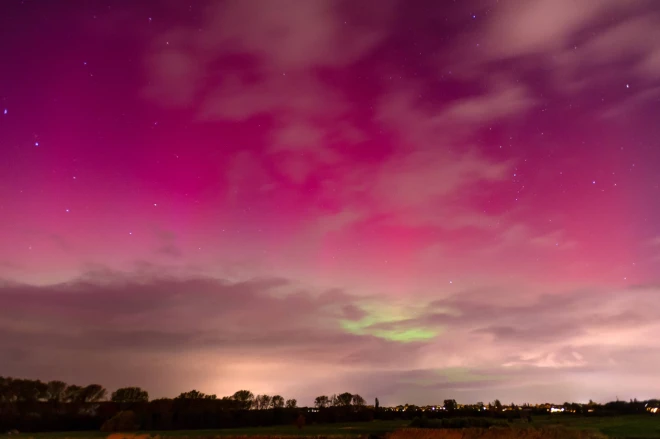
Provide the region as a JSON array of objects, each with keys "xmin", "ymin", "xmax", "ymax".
[
  {"xmin": 480, "ymin": 0, "xmax": 620, "ymax": 60},
  {"xmin": 201, "ymin": 0, "xmax": 395, "ymax": 72},
  {"xmin": 602, "ymin": 86, "xmax": 660, "ymax": 119},
  {"xmin": 2, "ymin": 269, "xmax": 660, "ymax": 404},
  {"xmin": 450, "ymin": 0, "xmax": 660, "ymax": 101},
  {"xmin": 143, "ymin": 0, "xmax": 396, "ymax": 184},
  {"xmin": 441, "ymin": 81, "xmax": 536, "ymax": 124},
  {"xmin": 0, "ymin": 271, "xmax": 431, "ymax": 399}
]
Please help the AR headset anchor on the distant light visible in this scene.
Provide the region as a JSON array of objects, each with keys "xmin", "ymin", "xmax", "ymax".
[
  {"xmin": 472, "ymin": 14, "xmax": 476, "ymax": 19},
  {"xmin": 3, "ymin": 108, "xmax": 7, "ymax": 115},
  {"xmin": 83, "ymin": 61, "xmax": 87, "ymax": 65},
  {"xmin": 65, "ymin": 209, "xmax": 70, "ymax": 213},
  {"xmin": 592, "ymin": 180, "xmax": 596, "ymax": 184},
  {"xmin": 626, "ymin": 84, "xmax": 630, "ymax": 88},
  {"xmin": 35, "ymin": 141, "xmax": 39, "ymax": 146}
]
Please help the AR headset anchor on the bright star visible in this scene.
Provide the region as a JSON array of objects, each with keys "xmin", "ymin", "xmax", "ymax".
[
  {"xmin": 35, "ymin": 142, "xmax": 39, "ymax": 146},
  {"xmin": 3, "ymin": 109, "xmax": 6, "ymax": 115}
]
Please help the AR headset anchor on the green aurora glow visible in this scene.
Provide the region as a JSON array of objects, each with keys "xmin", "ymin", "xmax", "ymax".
[{"xmin": 339, "ymin": 302, "xmax": 441, "ymax": 342}]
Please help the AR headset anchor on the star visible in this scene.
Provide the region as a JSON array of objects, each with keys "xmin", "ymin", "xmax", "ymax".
[
  {"xmin": 65, "ymin": 209, "xmax": 70, "ymax": 213},
  {"xmin": 3, "ymin": 108, "xmax": 6, "ymax": 115},
  {"xmin": 34, "ymin": 141, "xmax": 39, "ymax": 146},
  {"xmin": 626, "ymin": 84, "xmax": 630, "ymax": 88}
]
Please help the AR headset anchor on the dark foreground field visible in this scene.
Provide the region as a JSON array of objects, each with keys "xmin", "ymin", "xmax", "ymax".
[
  {"xmin": 531, "ymin": 415, "xmax": 660, "ymax": 438},
  {"xmin": 22, "ymin": 416, "xmax": 660, "ymax": 439},
  {"xmin": 25, "ymin": 421, "xmax": 408, "ymax": 439}
]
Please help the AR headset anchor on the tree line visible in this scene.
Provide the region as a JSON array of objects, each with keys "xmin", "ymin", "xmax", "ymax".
[
  {"xmin": 1, "ymin": 376, "xmax": 658, "ymax": 433},
  {"xmin": 0, "ymin": 376, "xmax": 371, "ymax": 410},
  {"xmin": 0, "ymin": 376, "xmax": 372, "ymax": 433}
]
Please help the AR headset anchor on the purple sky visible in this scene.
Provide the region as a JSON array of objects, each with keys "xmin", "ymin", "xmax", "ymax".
[{"xmin": 1, "ymin": 0, "xmax": 660, "ymax": 406}]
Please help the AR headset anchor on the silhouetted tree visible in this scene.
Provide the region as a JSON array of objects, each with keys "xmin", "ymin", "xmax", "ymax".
[
  {"xmin": 271, "ymin": 395, "xmax": 285, "ymax": 408},
  {"xmin": 46, "ymin": 381, "xmax": 68, "ymax": 402},
  {"xmin": 285, "ymin": 398, "xmax": 297, "ymax": 408},
  {"xmin": 352, "ymin": 394, "xmax": 366, "ymax": 407},
  {"xmin": 375, "ymin": 397, "xmax": 380, "ymax": 410},
  {"xmin": 336, "ymin": 392, "xmax": 353, "ymax": 407},
  {"xmin": 64, "ymin": 384, "xmax": 83, "ymax": 402},
  {"xmin": 254, "ymin": 394, "xmax": 271, "ymax": 410},
  {"xmin": 111, "ymin": 387, "xmax": 149, "ymax": 403},
  {"xmin": 0, "ymin": 376, "xmax": 12, "ymax": 402},
  {"xmin": 444, "ymin": 399, "xmax": 458, "ymax": 411},
  {"xmin": 79, "ymin": 384, "xmax": 107, "ymax": 402},
  {"xmin": 232, "ymin": 390, "xmax": 254, "ymax": 409},
  {"xmin": 314, "ymin": 395, "xmax": 330, "ymax": 408},
  {"xmin": 175, "ymin": 390, "xmax": 207, "ymax": 400},
  {"xmin": 13, "ymin": 378, "xmax": 47, "ymax": 401}
]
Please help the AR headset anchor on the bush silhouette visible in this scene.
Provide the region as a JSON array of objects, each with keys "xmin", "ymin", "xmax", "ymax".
[{"xmin": 100, "ymin": 410, "xmax": 139, "ymax": 432}]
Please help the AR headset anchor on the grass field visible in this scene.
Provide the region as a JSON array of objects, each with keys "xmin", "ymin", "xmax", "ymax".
[
  {"xmin": 530, "ymin": 415, "xmax": 660, "ymax": 438},
  {"xmin": 22, "ymin": 416, "xmax": 660, "ymax": 439},
  {"xmin": 26, "ymin": 421, "xmax": 409, "ymax": 439}
]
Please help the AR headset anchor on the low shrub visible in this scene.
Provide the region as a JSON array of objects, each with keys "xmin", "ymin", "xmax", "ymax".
[{"xmin": 100, "ymin": 411, "xmax": 139, "ymax": 432}]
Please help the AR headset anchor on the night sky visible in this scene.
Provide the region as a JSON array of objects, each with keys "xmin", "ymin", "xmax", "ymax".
[{"xmin": 2, "ymin": 0, "xmax": 660, "ymax": 406}]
